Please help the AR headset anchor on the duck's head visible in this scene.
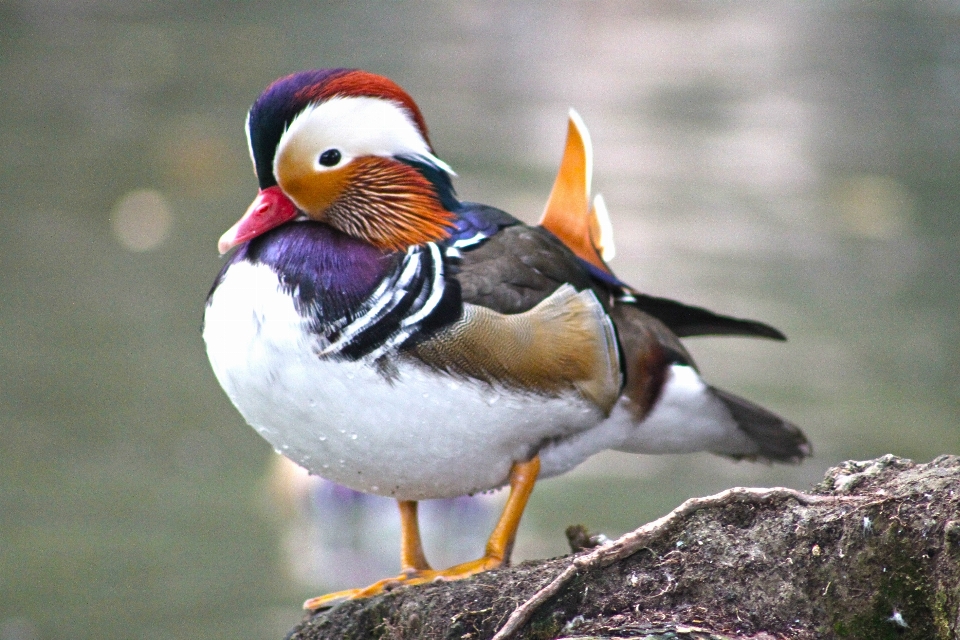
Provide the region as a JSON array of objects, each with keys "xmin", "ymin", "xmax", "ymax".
[{"xmin": 218, "ymin": 69, "xmax": 456, "ymax": 254}]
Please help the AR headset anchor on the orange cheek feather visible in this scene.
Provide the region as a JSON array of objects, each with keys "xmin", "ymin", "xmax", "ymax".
[
  {"xmin": 276, "ymin": 148, "xmax": 453, "ymax": 251},
  {"xmin": 275, "ymin": 143, "xmax": 353, "ymax": 217},
  {"xmin": 324, "ymin": 156, "xmax": 454, "ymax": 251}
]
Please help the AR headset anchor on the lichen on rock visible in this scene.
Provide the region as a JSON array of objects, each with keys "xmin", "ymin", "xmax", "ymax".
[{"xmin": 287, "ymin": 455, "xmax": 960, "ymax": 639}]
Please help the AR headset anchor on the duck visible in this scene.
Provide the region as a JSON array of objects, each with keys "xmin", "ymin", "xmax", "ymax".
[{"xmin": 202, "ymin": 68, "xmax": 809, "ymax": 609}]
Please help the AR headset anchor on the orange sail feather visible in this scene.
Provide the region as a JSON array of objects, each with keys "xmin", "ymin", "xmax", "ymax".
[{"xmin": 539, "ymin": 109, "xmax": 614, "ymax": 273}]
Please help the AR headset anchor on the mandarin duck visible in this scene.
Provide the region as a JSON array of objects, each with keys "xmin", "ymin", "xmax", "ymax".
[{"xmin": 203, "ymin": 68, "xmax": 809, "ymax": 609}]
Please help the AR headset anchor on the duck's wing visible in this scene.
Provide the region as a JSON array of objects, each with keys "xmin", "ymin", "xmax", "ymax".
[{"xmin": 405, "ymin": 206, "xmax": 623, "ymax": 413}]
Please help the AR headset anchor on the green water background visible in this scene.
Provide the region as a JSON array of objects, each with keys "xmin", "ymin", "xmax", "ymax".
[{"xmin": 1, "ymin": 2, "xmax": 958, "ymax": 638}]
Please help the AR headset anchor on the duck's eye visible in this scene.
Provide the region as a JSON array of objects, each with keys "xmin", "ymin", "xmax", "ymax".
[{"xmin": 318, "ymin": 149, "xmax": 342, "ymax": 167}]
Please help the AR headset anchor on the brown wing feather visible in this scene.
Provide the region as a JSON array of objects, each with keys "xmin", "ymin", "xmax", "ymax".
[{"xmin": 456, "ymin": 225, "xmax": 606, "ymax": 315}]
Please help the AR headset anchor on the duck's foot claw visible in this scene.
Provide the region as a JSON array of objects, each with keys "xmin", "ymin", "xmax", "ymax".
[
  {"xmin": 303, "ymin": 575, "xmax": 404, "ymax": 610},
  {"xmin": 302, "ymin": 556, "xmax": 504, "ymax": 610},
  {"xmin": 420, "ymin": 555, "xmax": 503, "ymax": 582}
]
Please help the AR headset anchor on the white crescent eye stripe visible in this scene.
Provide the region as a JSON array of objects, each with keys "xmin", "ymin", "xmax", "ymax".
[{"xmin": 275, "ymin": 96, "xmax": 454, "ymax": 177}]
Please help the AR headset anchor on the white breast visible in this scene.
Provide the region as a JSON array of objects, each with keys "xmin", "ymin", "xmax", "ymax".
[{"xmin": 203, "ymin": 261, "xmax": 608, "ymax": 500}]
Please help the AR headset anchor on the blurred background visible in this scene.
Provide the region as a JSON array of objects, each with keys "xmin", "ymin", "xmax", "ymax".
[{"xmin": 2, "ymin": 1, "xmax": 958, "ymax": 638}]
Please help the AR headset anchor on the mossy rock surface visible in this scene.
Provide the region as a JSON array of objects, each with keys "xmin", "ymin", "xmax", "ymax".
[{"xmin": 287, "ymin": 455, "xmax": 960, "ymax": 639}]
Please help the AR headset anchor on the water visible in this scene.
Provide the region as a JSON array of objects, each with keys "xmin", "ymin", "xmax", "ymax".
[{"xmin": 1, "ymin": 2, "xmax": 958, "ymax": 638}]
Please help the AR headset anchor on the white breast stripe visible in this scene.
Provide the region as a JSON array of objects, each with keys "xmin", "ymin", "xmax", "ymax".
[
  {"xmin": 401, "ymin": 243, "xmax": 444, "ymax": 327},
  {"xmin": 365, "ymin": 243, "xmax": 447, "ymax": 360},
  {"xmin": 309, "ymin": 241, "xmax": 450, "ymax": 361},
  {"xmin": 452, "ymin": 232, "xmax": 487, "ymax": 248},
  {"xmin": 316, "ymin": 247, "xmax": 422, "ymax": 356}
]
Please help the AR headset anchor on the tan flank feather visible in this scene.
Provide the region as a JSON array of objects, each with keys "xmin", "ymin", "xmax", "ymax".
[{"xmin": 409, "ymin": 284, "xmax": 621, "ymax": 414}]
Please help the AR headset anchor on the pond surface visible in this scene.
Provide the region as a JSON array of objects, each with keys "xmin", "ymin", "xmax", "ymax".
[{"xmin": 1, "ymin": 2, "xmax": 958, "ymax": 638}]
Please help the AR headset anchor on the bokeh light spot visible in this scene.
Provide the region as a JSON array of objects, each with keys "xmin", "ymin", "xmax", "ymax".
[
  {"xmin": 834, "ymin": 174, "xmax": 915, "ymax": 240},
  {"xmin": 111, "ymin": 189, "xmax": 174, "ymax": 252}
]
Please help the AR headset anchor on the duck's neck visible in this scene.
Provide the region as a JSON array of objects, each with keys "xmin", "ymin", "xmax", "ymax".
[
  {"xmin": 246, "ymin": 222, "xmax": 400, "ymax": 311},
  {"xmin": 226, "ymin": 221, "xmax": 462, "ymax": 359}
]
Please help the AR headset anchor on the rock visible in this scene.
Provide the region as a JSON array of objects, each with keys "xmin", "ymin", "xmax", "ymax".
[{"xmin": 287, "ymin": 455, "xmax": 960, "ymax": 639}]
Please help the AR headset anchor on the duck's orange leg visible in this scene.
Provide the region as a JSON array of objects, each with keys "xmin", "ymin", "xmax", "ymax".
[
  {"xmin": 423, "ymin": 455, "xmax": 540, "ymax": 578},
  {"xmin": 397, "ymin": 500, "xmax": 432, "ymax": 573},
  {"xmin": 303, "ymin": 457, "xmax": 540, "ymax": 610},
  {"xmin": 303, "ymin": 499, "xmax": 432, "ymax": 609}
]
